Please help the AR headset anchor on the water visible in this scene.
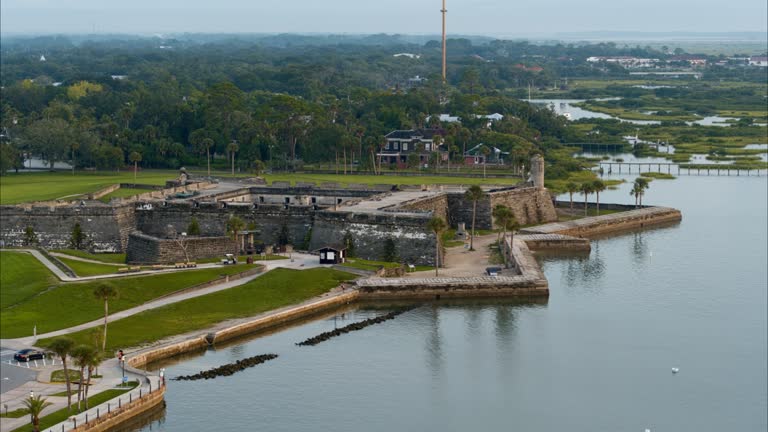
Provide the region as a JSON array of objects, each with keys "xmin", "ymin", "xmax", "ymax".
[{"xmin": 131, "ymin": 175, "xmax": 768, "ymax": 432}]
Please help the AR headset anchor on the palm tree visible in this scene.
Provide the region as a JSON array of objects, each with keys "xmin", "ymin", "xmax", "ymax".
[
  {"xmin": 630, "ymin": 183, "xmax": 641, "ymax": 208},
  {"xmin": 226, "ymin": 216, "xmax": 246, "ymax": 255},
  {"xmin": 426, "ymin": 217, "xmax": 447, "ymax": 276},
  {"xmin": 565, "ymin": 182, "xmax": 579, "ymax": 209},
  {"xmin": 634, "ymin": 177, "xmax": 650, "ymax": 206},
  {"xmin": 47, "ymin": 337, "xmax": 75, "ymax": 411},
  {"xmin": 227, "ymin": 140, "xmax": 239, "ymax": 176},
  {"xmin": 592, "ymin": 180, "xmax": 607, "ymax": 215},
  {"xmin": 580, "ymin": 182, "xmax": 595, "ymax": 216},
  {"xmin": 492, "ymin": 204, "xmax": 513, "ymax": 244},
  {"xmin": 93, "ymin": 283, "xmax": 118, "ymax": 352},
  {"xmin": 83, "ymin": 351, "xmax": 103, "ymax": 408},
  {"xmin": 22, "ymin": 394, "xmax": 53, "ymax": 432},
  {"xmin": 201, "ymin": 138, "xmax": 214, "ymax": 177},
  {"xmin": 503, "ymin": 214, "xmax": 521, "ymax": 268},
  {"xmin": 464, "ymin": 185, "xmax": 485, "ymax": 251},
  {"xmin": 71, "ymin": 345, "xmax": 96, "ymax": 411},
  {"xmin": 129, "ymin": 151, "xmax": 142, "ymax": 184}
]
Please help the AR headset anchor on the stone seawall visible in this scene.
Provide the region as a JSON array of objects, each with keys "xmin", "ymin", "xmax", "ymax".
[
  {"xmin": 522, "ymin": 206, "xmax": 682, "ymax": 238},
  {"xmin": 69, "ymin": 386, "xmax": 165, "ymax": 432},
  {"xmin": 126, "ymin": 290, "xmax": 359, "ymax": 368},
  {"xmin": 489, "ymin": 187, "xmax": 558, "ymax": 226}
]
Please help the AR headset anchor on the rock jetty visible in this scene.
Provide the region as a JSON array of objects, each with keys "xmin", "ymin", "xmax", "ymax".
[
  {"xmin": 296, "ymin": 307, "xmax": 415, "ymax": 346},
  {"xmin": 173, "ymin": 354, "xmax": 279, "ymax": 381}
]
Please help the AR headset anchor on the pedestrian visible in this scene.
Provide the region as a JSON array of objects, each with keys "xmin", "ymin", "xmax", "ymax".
[{"xmin": 117, "ymin": 349, "xmax": 124, "ymax": 362}]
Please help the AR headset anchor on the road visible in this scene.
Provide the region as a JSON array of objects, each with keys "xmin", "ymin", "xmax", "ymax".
[{"xmin": 0, "ymin": 347, "xmax": 39, "ymax": 394}]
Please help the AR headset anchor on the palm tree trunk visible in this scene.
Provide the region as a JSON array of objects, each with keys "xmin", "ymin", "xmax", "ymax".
[
  {"xmin": 343, "ymin": 147, "xmax": 347, "ymax": 175},
  {"xmin": 231, "ymin": 153, "xmax": 235, "ymax": 176},
  {"xmin": 63, "ymin": 357, "xmax": 72, "ymax": 411},
  {"xmin": 569, "ymin": 192, "xmax": 573, "ymax": 209},
  {"xmin": 206, "ymin": 149, "xmax": 210, "ymax": 177},
  {"xmin": 103, "ymin": 300, "xmax": 108, "ymax": 351},
  {"xmin": 84, "ymin": 368, "xmax": 93, "ymax": 409},
  {"xmin": 434, "ymin": 238, "xmax": 439, "ymax": 276},
  {"xmin": 470, "ymin": 200, "xmax": 477, "ymax": 251},
  {"xmin": 596, "ymin": 191, "xmax": 600, "ymax": 215},
  {"xmin": 584, "ymin": 193, "xmax": 588, "ymax": 216},
  {"xmin": 133, "ymin": 161, "xmax": 137, "ymax": 184}
]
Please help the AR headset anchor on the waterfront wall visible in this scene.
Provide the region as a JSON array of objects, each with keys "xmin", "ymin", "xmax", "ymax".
[
  {"xmin": 523, "ymin": 206, "xmax": 682, "ymax": 238},
  {"xmin": 69, "ymin": 386, "xmax": 166, "ymax": 432}
]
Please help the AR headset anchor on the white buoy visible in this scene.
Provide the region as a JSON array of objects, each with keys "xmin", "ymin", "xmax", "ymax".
[{"xmin": 671, "ymin": 367, "xmax": 679, "ymax": 374}]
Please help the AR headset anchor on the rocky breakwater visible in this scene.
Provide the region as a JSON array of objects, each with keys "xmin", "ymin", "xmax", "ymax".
[
  {"xmin": 173, "ymin": 354, "xmax": 279, "ymax": 381},
  {"xmin": 296, "ymin": 307, "xmax": 416, "ymax": 346}
]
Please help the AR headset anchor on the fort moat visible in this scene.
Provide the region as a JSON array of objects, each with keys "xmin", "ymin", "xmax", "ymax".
[{"xmin": 120, "ymin": 175, "xmax": 766, "ymax": 432}]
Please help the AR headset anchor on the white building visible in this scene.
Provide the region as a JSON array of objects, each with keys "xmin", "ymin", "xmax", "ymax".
[{"xmin": 748, "ymin": 56, "xmax": 768, "ymax": 67}]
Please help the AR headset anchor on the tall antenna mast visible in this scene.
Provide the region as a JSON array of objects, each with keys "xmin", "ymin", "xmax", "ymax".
[{"xmin": 441, "ymin": 0, "xmax": 447, "ymax": 82}]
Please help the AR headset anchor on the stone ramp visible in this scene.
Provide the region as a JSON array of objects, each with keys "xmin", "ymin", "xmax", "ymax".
[{"xmin": 521, "ymin": 206, "xmax": 682, "ymax": 237}]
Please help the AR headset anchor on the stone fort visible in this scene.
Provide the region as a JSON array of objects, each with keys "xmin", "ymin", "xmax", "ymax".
[{"xmin": 0, "ymin": 156, "xmax": 556, "ymax": 266}]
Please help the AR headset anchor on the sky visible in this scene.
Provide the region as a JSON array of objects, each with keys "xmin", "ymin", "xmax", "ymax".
[{"xmin": 1, "ymin": 0, "xmax": 767, "ymax": 36}]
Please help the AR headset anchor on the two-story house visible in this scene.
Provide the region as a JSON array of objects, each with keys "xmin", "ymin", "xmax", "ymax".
[{"xmin": 379, "ymin": 128, "xmax": 447, "ymax": 168}]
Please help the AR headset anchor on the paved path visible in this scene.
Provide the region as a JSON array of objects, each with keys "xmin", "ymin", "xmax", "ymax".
[{"xmin": 0, "ymin": 253, "xmax": 327, "ymax": 351}]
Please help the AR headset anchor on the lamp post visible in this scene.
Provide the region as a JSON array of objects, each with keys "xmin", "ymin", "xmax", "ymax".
[{"xmin": 29, "ymin": 392, "xmax": 33, "ymax": 427}]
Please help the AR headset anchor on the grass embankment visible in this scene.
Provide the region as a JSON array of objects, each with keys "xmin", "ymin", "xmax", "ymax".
[
  {"xmin": 0, "ymin": 171, "xmax": 178, "ymax": 205},
  {"xmin": 50, "ymin": 369, "xmax": 81, "ymax": 383},
  {"xmin": 52, "ymin": 250, "xmax": 126, "ymax": 264},
  {"xmin": 56, "ymin": 257, "xmax": 123, "ymax": 277},
  {"xmin": 263, "ymin": 173, "xmax": 521, "ymax": 187},
  {"xmin": 11, "ymin": 386, "xmax": 137, "ymax": 432},
  {"xmin": 341, "ymin": 258, "xmax": 432, "ymax": 272},
  {"xmin": 0, "ymin": 251, "xmax": 58, "ymax": 309},
  {"xmin": 1, "ymin": 264, "xmax": 258, "ymax": 338},
  {"xmin": 41, "ymin": 268, "xmax": 356, "ymax": 351}
]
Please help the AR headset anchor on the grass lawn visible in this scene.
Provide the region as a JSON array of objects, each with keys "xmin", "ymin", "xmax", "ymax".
[
  {"xmin": 0, "ymin": 170, "xmax": 178, "ymax": 205},
  {"xmin": 263, "ymin": 173, "xmax": 521, "ymax": 187},
  {"xmin": 0, "ymin": 408, "xmax": 28, "ymax": 418},
  {"xmin": 56, "ymin": 257, "xmax": 122, "ymax": 277},
  {"xmin": 50, "ymin": 369, "xmax": 81, "ymax": 383},
  {"xmin": 1, "ymin": 265, "xmax": 259, "ymax": 338},
  {"xmin": 52, "ymin": 250, "xmax": 126, "ymax": 264},
  {"xmin": 11, "ymin": 387, "xmax": 134, "ymax": 432},
  {"xmin": 41, "ymin": 268, "xmax": 356, "ymax": 351},
  {"xmin": 97, "ymin": 187, "xmax": 155, "ymax": 203},
  {"xmin": 0, "ymin": 251, "xmax": 58, "ymax": 309}
]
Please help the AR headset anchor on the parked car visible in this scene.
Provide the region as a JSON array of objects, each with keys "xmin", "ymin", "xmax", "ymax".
[{"xmin": 14, "ymin": 349, "xmax": 45, "ymax": 362}]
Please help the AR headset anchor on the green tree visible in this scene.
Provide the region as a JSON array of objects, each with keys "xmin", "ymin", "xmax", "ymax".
[
  {"xmin": 382, "ymin": 238, "xmax": 398, "ymax": 262},
  {"xmin": 580, "ymin": 182, "xmax": 595, "ymax": 216},
  {"xmin": 22, "ymin": 393, "xmax": 53, "ymax": 432},
  {"xmin": 46, "ymin": 337, "xmax": 75, "ymax": 411},
  {"xmin": 24, "ymin": 118, "xmax": 74, "ymax": 169},
  {"xmin": 592, "ymin": 180, "xmax": 607, "ymax": 215},
  {"xmin": 226, "ymin": 216, "xmax": 246, "ymax": 254},
  {"xmin": 492, "ymin": 204, "xmax": 513, "ymax": 244},
  {"xmin": 71, "ymin": 345, "xmax": 97, "ymax": 411},
  {"xmin": 129, "ymin": 151, "xmax": 142, "ymax": 183},
  {"xmin": 464, "ymin": 185, "xmax": 486, "ymax": 251},
  {"xmin": 427, "ymin": 217, "xmax": 447, "ymax": 276},
  {"xmin": 93, "ymin": 283, "xmax": 118, "ymax": 351},
  {"xmin": 187, "ymin": 218, "xmax": 201, "ymax": 236},
  {"xmin": 565, "ymin": 182, "xmax": 579, "ymax": 209},
  {"xmin": 631, "ymin": 177, "xmax": 650, "ymax": 207},
  {"xmin": 227, "ymin": 140, "xmax": 239, "ymax": 176},
  {"xmin": 70, "ymin": 223, "xmax": 87, "ymax": 250},
  {"xmin": 23, "ymin": 226, "xmax": 38, "ymax": 246}
]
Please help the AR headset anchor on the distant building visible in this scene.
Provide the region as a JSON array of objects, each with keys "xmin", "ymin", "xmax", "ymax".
[
  {"xmin": 39, "ymin": 55, "xmax": 46, "ymax": 62},
  {"xmin": 111, "ymin": 75, "xmax": 128, "ymax": 80},
  {"xmin": 379, "ymin": 128, "xmax": 447, "ymax": 168},
  {"xmin": 426, "ymin": 114, "xmax": 461, "ymax": 123},
  {"xmin": 669, "ymin": 55, "xmax": 707, "ymax": 67},
  {"xmin": 587, "ymin": 56, "xmax": 658, "ymax": 68},
  {"xmin": 464, "ymin": 143, "xmax": 508, "ymax": 165},
  {"xmin": 393, "ymin": 53, "xmax": 421, "ymax": 59},
  {"xmin": 748, "ymin": 56, "xmax": 768, "ymax": 67},
  {"xmin": 316, "ymin": 246, "xmax": 347, "ymax": 265}
]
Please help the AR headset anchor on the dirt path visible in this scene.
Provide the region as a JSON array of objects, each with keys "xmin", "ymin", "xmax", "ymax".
[{"xmin": 406, "ymin": 233, "xmax": 499, "ymax": 278}]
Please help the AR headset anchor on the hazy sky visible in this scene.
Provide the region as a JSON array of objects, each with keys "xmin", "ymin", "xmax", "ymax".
[{"xmin": 2, "ymin": 0, "xmax": 767, "ymax": 36}]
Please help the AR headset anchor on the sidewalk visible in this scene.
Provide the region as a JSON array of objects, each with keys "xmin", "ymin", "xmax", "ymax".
[{"xmin": 0, "ymin": 358, "xmax": 159, "ymax": 432}]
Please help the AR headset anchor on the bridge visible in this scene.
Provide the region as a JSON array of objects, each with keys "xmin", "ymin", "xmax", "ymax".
[{"xmin": 597, "ymin": 161, "xmax": 764, "ymax": 176}]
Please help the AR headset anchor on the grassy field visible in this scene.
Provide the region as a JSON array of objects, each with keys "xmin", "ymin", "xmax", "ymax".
[
  {"xmin": 56, "ymin": 257, "xmax": 122, "ymax": 277},
  {"xmin": 40, "ymin": 268, "xmax": 356, "ymax": 351},
  {"xmin": 0, "ymin": 251, "xmax": 58, "ymax": 309},
  {"xmin": 1, "ymin": 264, "xmax": 258, "ymax": 338},
  {"xmin": 262, "ymin": 173, "xmax": 521, "ymax": 187},
  {"xmin": 11, "ymin": 387, "xmax": 135, "ymax": 432},
  {"xmin": 0, "ymin": 171, "xmax": 177, "ymax": 205},
  {"xmin": 52, "ymin": 250, "xmax": 126, "ymax": 264}
]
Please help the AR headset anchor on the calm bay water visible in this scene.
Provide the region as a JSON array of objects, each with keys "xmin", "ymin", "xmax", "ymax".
[{"xmin": 132, "ymin": 175, "xmax": 767, "ymax": 432}]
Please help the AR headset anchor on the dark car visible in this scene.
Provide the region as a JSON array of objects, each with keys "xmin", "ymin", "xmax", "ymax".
[{"xmin": 14, "ymin": 349, "xmax": 45, "ymax": 362}]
